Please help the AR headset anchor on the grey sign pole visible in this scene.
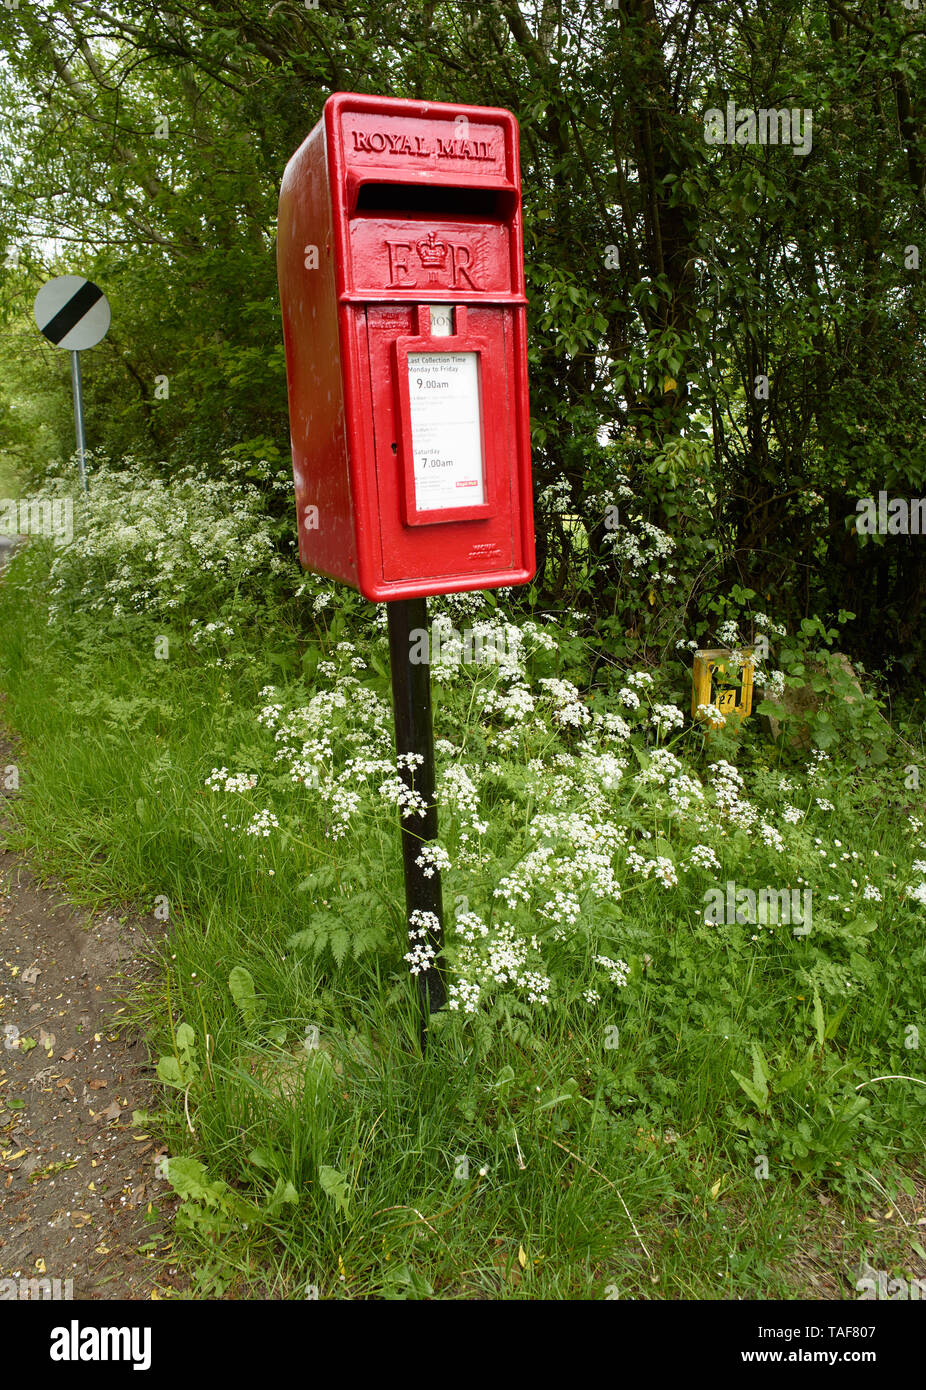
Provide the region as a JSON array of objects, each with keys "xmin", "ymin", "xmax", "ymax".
[
  {"xmin": 69, "ymin": 350, "xmax": 88, "ymax": 493},
  {"xmin": 33, "ymin": 276, "xmax": 110, "ymax": 493}
]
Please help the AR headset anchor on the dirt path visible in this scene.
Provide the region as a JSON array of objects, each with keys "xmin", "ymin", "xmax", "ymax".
[{"xmin": 0, "ymin": 729, "xmax": 183, "ymax": 1300}]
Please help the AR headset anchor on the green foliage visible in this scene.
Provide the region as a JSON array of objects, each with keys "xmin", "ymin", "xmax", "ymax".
[
  {"xmin": 318, "ymin": 1165, "xmax": 352, "ymax": 1218},
  {"xmin": 1, "ymin": 501, "xmax": 925, "ymax": 1298},
  {"xmin": 228, "ymin": 967, "xmax": 261, "ymax": 1031},
  {"xmin": 164, "ymin": 1155, "xmax": 296, "ymax": 1242},
  {"xmin": 156, "ymin": 1021, "xmax": 198, "ymax": 1091},
  {"xmin": 1, "ymin": 0, "xmax": 925, "ymax": 1302},
  {"xmin": 0, "ymin": 1, "xmax": 923, "ymax": 676}
]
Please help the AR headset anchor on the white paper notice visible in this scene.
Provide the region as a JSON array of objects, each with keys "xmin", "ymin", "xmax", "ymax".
[{"xmin": 407, "ymin": 351, "xmax": 485, "ymax": 511}]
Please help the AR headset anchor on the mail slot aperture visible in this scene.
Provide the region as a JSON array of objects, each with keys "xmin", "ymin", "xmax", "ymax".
[{"xmin": 353, "ymin": 184, "xmax": 515, "ymax": 217}]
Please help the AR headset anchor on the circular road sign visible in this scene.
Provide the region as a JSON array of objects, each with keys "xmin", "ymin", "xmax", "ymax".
[{"xmin": 33, "ymin": 275, "xmax": 111, "ymax": 351}]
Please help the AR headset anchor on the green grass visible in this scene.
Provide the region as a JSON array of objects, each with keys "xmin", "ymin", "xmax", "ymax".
[
  {"xmin": 0, "ymin": 452, "xmax": 21, "ymax": 505},
  {"xmin": 0, "ymin": 546, "xmax": 924, "ymax": 1300}
]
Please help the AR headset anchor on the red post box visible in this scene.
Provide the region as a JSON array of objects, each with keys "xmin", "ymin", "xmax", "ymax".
[{"xmin": 277, "ymin": 92, "xmax": 536, "ymax": 602}]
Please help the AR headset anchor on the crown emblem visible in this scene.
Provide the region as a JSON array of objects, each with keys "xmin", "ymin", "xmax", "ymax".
[{"xmin": 416, "ymin": 230, "xmax": 449, "ymax": 282}]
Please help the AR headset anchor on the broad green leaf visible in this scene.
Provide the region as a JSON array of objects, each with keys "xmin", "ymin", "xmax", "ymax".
[
  {"xmin": 319, "ymin": 1164, "xmax": 351, "ymax": 1216},
  {"xmin": 156, "ymin": 1055, "xmax": 184, "ymax": 1087},
  {"xmin": 732, "ymin": 1069, "xmax": 768, "ymax": 1112},
  {"xmin": 229, "ymin": 965, "xmax": 261, "ymax": 1027}
]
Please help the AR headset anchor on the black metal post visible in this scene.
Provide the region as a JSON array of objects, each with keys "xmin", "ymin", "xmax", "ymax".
[{"xmin": 386, "ymin": 595, "xmax": 446, "ymax": 1049}]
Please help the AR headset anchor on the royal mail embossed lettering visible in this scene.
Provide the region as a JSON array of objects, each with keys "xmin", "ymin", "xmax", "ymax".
[{"xmin": 350, "ymin": 129, "xmax": 495, "ymax": 161}]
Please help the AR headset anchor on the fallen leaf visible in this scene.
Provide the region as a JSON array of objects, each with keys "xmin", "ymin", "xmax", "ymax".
[
  {"xmin": 21, "ymin": 968, "xmax": 39, "ymax": 985},
  {"xmin": 100, "ymin": 1101, "xmax": 122, "ymax": 1122},
  {"xmin": 518, "ymin": 1244, "xmax": 527, "ymax": 1269},
  {"xmin": 71, "ymin": 1211, "xmax": 92, "ymax": 1227},
  {"xmin": 87, "ymin": 1080, "xmax": 107, "ymax": 1090}
]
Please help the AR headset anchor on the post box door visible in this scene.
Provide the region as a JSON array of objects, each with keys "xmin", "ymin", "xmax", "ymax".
[{"xmin": 363, "ymin": 303, "xmax": 517, "ymax": 584}]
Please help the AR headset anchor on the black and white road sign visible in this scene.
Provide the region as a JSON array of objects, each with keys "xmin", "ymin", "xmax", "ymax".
[{"xmin": 33, "ymin": 275, "xmax": 110, "ymax": 351}]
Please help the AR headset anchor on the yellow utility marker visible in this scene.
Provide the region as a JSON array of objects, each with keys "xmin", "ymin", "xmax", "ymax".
[{"xmin": 692, "ymin": 647, "xmax": 755, "ymax": 725}]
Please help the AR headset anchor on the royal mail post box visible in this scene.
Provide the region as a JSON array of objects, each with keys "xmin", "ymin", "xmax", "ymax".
[{"xmin": 277, "ymin": 92, "xmax": 536, "ymax": 602}]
